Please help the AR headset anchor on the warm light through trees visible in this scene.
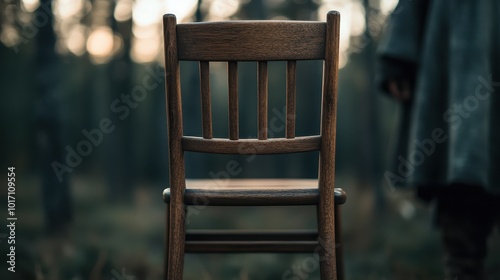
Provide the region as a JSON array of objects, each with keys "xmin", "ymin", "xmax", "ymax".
[{"xmin": 2, "ymin": 0, "xmax": 399, "ymax": 66}]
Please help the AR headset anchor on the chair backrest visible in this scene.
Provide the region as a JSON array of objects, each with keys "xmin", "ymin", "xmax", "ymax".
[{"xmin": 163, "ymin": 12, "xmax": 340, "ymax": 201}]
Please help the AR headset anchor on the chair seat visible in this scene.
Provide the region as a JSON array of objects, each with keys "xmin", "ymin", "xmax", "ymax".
[{"xmin": 163, "ymin": 179, "xmax": 346, "ymax": 206}]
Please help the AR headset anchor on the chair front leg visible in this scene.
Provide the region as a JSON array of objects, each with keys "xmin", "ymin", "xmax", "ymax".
[
  {"xmin": 167, "ymin": 201, "xmax": 186, "ymax": 279},
  {"xmin": 317, "ymin": 201, "xmax": 337, "ymax": 279},
  {"xmin": 335, "ymin": 204, "xmax": 344, "ymax": 280},
  {"xmin": 164, "ymin": 204, "xmax": 170, "ymax": 280}
]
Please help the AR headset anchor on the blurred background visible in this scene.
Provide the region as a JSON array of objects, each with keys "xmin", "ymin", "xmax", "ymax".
[{"xmin": 1, "ymin": 0, "xmax": 499, "ymax": 279}]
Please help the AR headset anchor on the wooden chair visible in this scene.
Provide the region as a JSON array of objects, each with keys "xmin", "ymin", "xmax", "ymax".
[{"xmin": 162, "ymin": 11, "xmax": 346, "ymax": 279}]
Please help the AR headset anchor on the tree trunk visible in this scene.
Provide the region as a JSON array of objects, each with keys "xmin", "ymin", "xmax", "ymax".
[
  {"xmin": 36, "ymin": 0, "xmax": 73, "ymax": 233},
  {"xmin": 105, "ymin": 1, "xmax": 135, "ymax": 201}
]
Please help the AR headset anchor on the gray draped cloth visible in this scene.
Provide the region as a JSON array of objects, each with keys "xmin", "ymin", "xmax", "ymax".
[{"xmin": 377, "ymin": 0, "xmax": 500, "ymax": 195}]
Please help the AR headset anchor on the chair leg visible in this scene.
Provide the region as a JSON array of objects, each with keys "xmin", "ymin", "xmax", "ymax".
[
  {"xmin": 335, "ymin": 205, "xmax": 344, "ymax": 280},
  {"xmin": 167, "ymin": 202, "xmax": 186, "ymax": 279},
  {"xmin": 317, "ymin": 201, "xmax": 337, "ymax": 279},
  {"xmin": 164, "ymin": 205, "xmax": 170, "ymax": 280}
]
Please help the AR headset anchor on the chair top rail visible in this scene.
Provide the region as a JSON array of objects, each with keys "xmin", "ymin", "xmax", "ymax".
[{"xmin": 174, "ymin": 19, "xmax": 327, "ymax": 61}]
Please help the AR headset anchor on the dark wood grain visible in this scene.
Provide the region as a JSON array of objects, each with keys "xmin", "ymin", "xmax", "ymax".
[
  {"xmin": 317, "ymin": 11, "xmax": 340, "ymax": 280},
  {"xmin": 185, "ymin": 241, "xmax": 318, "ymax": 253},
  {"xmin": 163, "ymin": 206, "xmax": 169, "ymax": 277},
  {"xmin": 199, "ymin": 61, "xmax": 212, "ymax": 139},
  {"xmin": 185, "ymin": 186, "xmax": 318, "ymax": 206},
  {"xmin": 182, "ymin": 136, "xmax": 320, "ymax": 154},
  {"xmin": 163, "ymin": 179, "xmax": 347, "ymax": 205},
  {"xmin": 163, "ymin": 180, "xmax": 346, "ymax": 206},
  {"xmin": 177, "ymin": 21, "xmax": 326, "ymax": 61},
  {"xmin": 184, "ymin": 229, "xmax": 327, "ymax": 253},
  {"xmin": 335, "ymin": 205, "xmax": 345, "ymax": 280},
  {"xmin": 286, "ymin": 60, "xmax": 296, "ymax": 139},
  {"xmin": 186, "ymin": 230, "xmax": 318, "ymax": 241},
  {"xmin": 163, "ymin": 14, "xmax": 186, "ymax": 280},
  {"xmin": 228, "ymin": 61, "xmax": 239, "ymax": 140},
  {"xmin": 258, "ymin": 61, "xmax": 268, "ymax": 140}
]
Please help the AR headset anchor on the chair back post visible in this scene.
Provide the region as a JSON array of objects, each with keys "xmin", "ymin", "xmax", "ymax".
[
  {"xmin": 163, "ymin": 14, "xmax": 187, "ymax": 279},
  {"xmin": 317, "ymin": 11, "xmax": 340, "ymax": 279}
]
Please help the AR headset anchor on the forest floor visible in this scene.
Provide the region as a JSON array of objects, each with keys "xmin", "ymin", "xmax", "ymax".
[{"xmin": 3, "ymin": 174, "xmax": 500, "ymax": 280}]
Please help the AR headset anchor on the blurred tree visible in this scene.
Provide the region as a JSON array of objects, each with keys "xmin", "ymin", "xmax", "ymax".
[
  {"xmin": 35, "ymin": 0, "xmax": 73, "ymax": 233},
  {"xmin": 0, "ymin": 0, "xmax": 396, "ymax": 212},
  {"xmin": 105, "ymin": 0, "xmax": 136, "ymax": 201},
  {"xmin": 240, "ymin": 0, "xmax": 267, "ymax": 19}
]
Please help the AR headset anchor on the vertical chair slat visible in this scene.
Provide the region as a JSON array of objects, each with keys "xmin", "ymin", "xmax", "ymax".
[
  {"xmin": 228, "ymin": 61, "xmax": 239, "ymax": 140},
  {"xmin": 258, "ymin": 61, "xmax": 268, "ymax": 140},
  {"xmin": 200, "ymin": 61, "xmax": 212, "ymax": 139},
  {"xmin": 286, "ymin": 60, "xmax": 296, "ymax": 139}
]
